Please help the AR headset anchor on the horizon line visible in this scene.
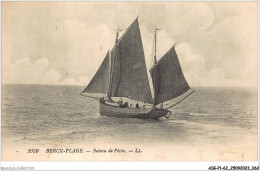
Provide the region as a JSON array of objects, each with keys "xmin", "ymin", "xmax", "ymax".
[{"xmin": 1, "ymin": 83, "xmax": 258, "ymax": 89}]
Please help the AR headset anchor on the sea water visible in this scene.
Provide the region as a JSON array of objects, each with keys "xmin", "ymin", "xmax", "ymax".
[{"xmin": 1, "ymin": 84, "xmax": 258, "ymax": 160}]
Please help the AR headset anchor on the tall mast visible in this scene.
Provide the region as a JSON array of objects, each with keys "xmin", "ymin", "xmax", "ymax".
[
  {"xmin": 107, "ymin": 28, "xmax": 122, "ymax": 100},
  {"xmin": 154, "ymin": 29, "xmax": 157, "ymax": 64},
  {"xmin": 153, "ymin": 28, "xmax": 160, "ymax": 106}
]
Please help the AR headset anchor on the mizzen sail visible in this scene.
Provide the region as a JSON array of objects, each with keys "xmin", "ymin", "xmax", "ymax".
[
  {"xmin": 82, "ymin": 51, "xmax": 110, "ymax": 94},
  {"xmin": 109, "ymin": 18, "xmax": 153, "ymax": 104},
  {"xmin": 150, "ymin": 45, "xmax": 190, "ymax": 105}
]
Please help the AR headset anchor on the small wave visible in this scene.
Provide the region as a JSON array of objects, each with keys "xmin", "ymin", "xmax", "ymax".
[{"xmin": 189, "ymin": 112, "xmax": 210, "ymax": 116}]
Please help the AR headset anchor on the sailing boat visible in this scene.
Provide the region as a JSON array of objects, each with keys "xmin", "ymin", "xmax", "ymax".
[{"xmin": 81, "ymin": 17, "xmax": 194, "ymax": 119}]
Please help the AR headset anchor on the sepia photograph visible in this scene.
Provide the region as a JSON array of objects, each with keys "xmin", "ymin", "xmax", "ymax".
[{"xmin": 1, "ymin": 1, "xmax": 258, "ymax": 163}]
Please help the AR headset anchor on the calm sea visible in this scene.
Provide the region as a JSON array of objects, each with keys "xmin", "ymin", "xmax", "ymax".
[{"xmin": 2, "ymin": 84, "xmax": 258, "ymax": 150}]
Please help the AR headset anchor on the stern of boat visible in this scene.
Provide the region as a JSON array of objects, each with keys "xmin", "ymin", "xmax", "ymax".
[{"xmin": 146, "ymin": 107, "xmax": 171, "ymax": 119}]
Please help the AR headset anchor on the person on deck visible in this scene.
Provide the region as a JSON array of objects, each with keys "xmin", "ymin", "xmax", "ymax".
[
  {"xmin": 122, "ymin": 102, "xmax": 128, "ymax": 108},
  {"xmin": 136, "ymin": 102, "xmax": 139, "ymax": 109},
  {"xmin": 119, "ymin": 99, "xmax": 123, "ymax": 108},
  {"xmin": 100, "ymin": 97, "xmax": 105, "ymax": 104}
]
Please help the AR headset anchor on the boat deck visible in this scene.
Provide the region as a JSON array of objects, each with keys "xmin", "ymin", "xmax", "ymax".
[{"xmin": 99, "ymin": 102, "xmax": 170, "ymax": 119}]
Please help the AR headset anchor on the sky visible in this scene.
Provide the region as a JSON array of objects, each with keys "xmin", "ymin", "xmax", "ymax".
[{"xmin": 2, "ymin": 1, "xmax": 258, "ymax": 87}]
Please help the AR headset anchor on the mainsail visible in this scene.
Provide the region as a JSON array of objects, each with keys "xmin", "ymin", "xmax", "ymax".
[
  {"xmin": 82, "ymin": 51, "xmax": 110, "ymax": 94},
  {"xmin": 109, "ymin": 18, "xmax": 153, "ymax": 104},
  {"xmin": 150, "ymin": 45, "xmax": 190, "ymax": 105}
]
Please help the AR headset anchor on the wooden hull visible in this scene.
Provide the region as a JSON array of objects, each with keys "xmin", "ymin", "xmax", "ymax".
[{"xmin": 99, "ymin": 102, "xmax": 170, "ymax": 119}]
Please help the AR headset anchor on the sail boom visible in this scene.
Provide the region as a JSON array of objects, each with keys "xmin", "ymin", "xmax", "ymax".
[
  {"xmin": 80, "ymin": 93, "xmax": 101, "ymax": 100},
  {"xmin": 165, "ymin": 89, "xmax": 195, "ymax": 109}
]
